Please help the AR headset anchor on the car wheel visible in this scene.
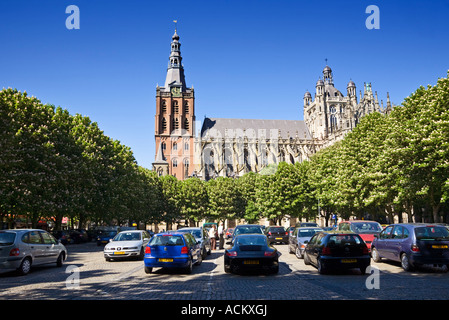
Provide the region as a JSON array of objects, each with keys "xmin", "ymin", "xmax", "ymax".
[
  {"xmin": 144, "ymin": 266, "xmax": 153, "ymax": 274},
  {"xmin": 304, "ymin": 252, "xmax": 311, "ymax": 265},
  {"xmin": 195, "ymin": 252, "xmax": 202, "ymax": 266},
  {"xmin": 360, "ymin": 265, "xmax": 368, "ymax": 275},
  {"xmin": 271, "ymin": 265, "xmax": 279, "ymax": 274},
  {"xmin": 224, "ymin": 264, "xmax": 232, "ymax": 273},
  {"xmin": 202, "ymin": 247, "xmax": 207, "ymax": 259},
  {"xmin": 317, "ymin": 258, "xmax": 327, "ymax": 274},
  {"xmin": 401, "ymin": 253, "xmax": 414, "ymax": 272},
  {"xmin": 288, "ymin": 245, "xmax": 293, "ymax": 254},
  {"xmin": 138, "ymin": 247, "xmax": 145, "ymax": 260},
  {"xmin": 17, "ymin": 257, "xmax": 32, "ymax": 276},
  {"xmin": 295, "ymin": 247, "xmax": 303, "ymax": 259},
  {"xmin": 371, "ymin": 247, "xmax": 382, "ymax": 262},
  {"xmin": 56, "ymin": 253, "xmax": 65, "ymax": 267},
  {"xmin": 185, "ymin": 258, "xmax": 193, "ymax": 274}
]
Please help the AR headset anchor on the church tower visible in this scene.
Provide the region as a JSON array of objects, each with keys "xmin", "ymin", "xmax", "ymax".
[{"xmin": 153, "ymin": 26, "xmax": 196, "ymax": 180}]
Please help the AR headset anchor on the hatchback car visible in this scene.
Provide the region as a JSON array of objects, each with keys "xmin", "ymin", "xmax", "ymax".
[
  {"xmin": 144, "ymin": 232, "xmax": 202, "ymax": 274},
  {"xmin": 265, "ymin": 226, "xmax": 288, "ymax": 244},
  {"xmin": 96, "ymin": 230, "xmax": 118, "ymax": 246},
  {"xmin": 338, "ymin": 220, "xmax": 382, "ymax": 250},
  {"xmin": 0, "ymin": 229, "xmax": 67, "ymax": 275},
  {"xmin": 224, "ymin": 234, "xmax": 279, "ymax": 274},
  {"xmin": 288, "ymin": 227, "xmax": 323, "ymax": 259},
  {"xmin": 104, "ymin": 230, "xmax": 151, "ymax": 261},
  {"xmin": 177, "ymin": 227, "xmax": 211, "ymax": 258},
  {"xmin": 371, "ymin": 223, "xmax": 449, "ymax": 271},
  {"xmin": 304, "ymin": 231, "xmax": 371, "ymax": 274}
]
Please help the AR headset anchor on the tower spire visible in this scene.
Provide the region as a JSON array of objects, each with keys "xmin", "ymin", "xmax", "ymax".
[{"xmin": 164, "ymin": 21, "xmax": 186, "ymax": 90}]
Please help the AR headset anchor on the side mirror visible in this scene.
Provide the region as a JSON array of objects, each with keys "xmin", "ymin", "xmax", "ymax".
[
  {"xmin": 304, "ymin": 240, "xmax": 309, "ymax": 244},
  {"xmin": 109, "ymin": 239, "xmax": 113, "ymax": 242}
]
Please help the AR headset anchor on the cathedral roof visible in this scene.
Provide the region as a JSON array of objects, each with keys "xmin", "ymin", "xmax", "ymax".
[{"xmin": 201, "ymin": 118, "xmax": 312, "ymax": 140}]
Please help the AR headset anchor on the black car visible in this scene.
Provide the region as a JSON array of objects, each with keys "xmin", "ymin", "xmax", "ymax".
[
  {"xmin": 265, "ymin": 226, "xmax": 288, "ymax": 244},
  {"xmin": 52, "ymin": 230, "xmax": 73, "ymax": 245},
  {"xmin": 224, "ymin": 234, "xmax": 279, "ymax": 274},
  {"xmin": 304, "ymin": 231, "xmax": 371, "ymax": 274}
]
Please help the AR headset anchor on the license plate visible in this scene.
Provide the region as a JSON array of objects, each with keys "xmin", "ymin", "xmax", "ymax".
[
  {"xmin": 432, "ymin": 245, "xmax": 448, "ymax": 249},
  {"xmin": 243, "ymin": 260, "xmax": 259, "ymax": 265},
  {"xmin": 159, "ymin": 258, "xmax": 173, "ymax": 262},
  {"xmin": 275, "ymin": 238, "xmax": 282, "ymax": 240},
  {"xmin": 114, "ymin": 251, "xmax": 125, "ymax": 255},
  {"xmin": 341, "ymin": 259, "xmax": 357, "ymax": 263}
]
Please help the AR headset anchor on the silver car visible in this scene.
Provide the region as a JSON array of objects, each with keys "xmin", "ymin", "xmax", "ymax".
[
  {"xmin": 104, "ymin": 230, "xmax": 151, "ymax": 261},
  {"xmin": 177, "ymin": 227, "xmax": 212, "ymax": 259},
  {"xmin": 288, "ymin": 227, "xmax": 323, "ymax": 259},
  {"xmin": 0, "ymin": 229, "xmax": 68, "ymax": 275}
]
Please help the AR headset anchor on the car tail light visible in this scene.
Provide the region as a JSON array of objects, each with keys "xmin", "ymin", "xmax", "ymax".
[
  {"xmin": 268, "ymin": 232, "xmax": 272, "ymax": 236},
  {"xmin": 264, "ymin": 251, "xmax": 276, "ymax": 257},
  {"xmin": 181, "ymin": 246, "xmax": 189, "ymax": 254},
  {"xmin": 362, "ymin": 245, "xmax": 369, "ymax": 255},
  {"xmin": 226, "ymin": 251, "xmax": 237, "ymax": 257},
  {"xmin": 9, "ymin": 248, "xmax": 20, "ymax": 256},
  {"xmin": 411, "ymin": 244, "xmax": 420, "ymax": 252},
  {"xmin": 285, "ymin": 232, "xmax": 288, "ymax": 236},
  {"xmin": 321, "ymin": 246, "xmax": 332, "ymax": 255},
  {"xmin": 145, "ymin": 246, "xmax": 151, "ymax": 254}
]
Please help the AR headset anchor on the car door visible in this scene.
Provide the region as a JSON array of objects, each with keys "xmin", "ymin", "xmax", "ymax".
[
  {"xmin": 40, "ymin": 231, "xmax": 60, "ymax": 264},
  {"xmin": 375, "ymin": 225, "xmax": 393, "ymax": 259},
  {"xmin": 24, "ymin": 231, "xmax": 47, "ymax": 265},
  {"xmin": 389, "ymin": 226, "xmax": 405, "ymax": 261},
  {"xmin": 289, "ymin": 228, "xmax": 298, "ymax": 252},
  {"xmin": 308, "ymin": 233, "xmax": 323, "ymax": 265}
]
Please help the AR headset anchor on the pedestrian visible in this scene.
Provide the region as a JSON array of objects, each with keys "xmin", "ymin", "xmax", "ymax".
[
  {"xmin": 209, "ymin": 225, "xmax": 217, "ymax": 250},
  {"xmin": 218, "ymin": 222, "xmax": 224, "ymax": 249}
]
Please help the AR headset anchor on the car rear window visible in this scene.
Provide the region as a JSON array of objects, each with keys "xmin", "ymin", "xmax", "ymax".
[
  {"xmin": 327, "ymin": 234, "xmax": 362, "ymax": 246},
  {"xmin": 351, "ymin": 222, "xmax": 382, "ymax": 233},
  {"xmin": 269, "ymin": 227, "xmax": 285, "ymax": 232},
  {"xmin": 0, "ymin": 232, "xmax": 16, "ymax": 246},
  {"xmin": 236, "ymin": 236, "xmax": 267, "ymax": 246},
  {"xmin": 235, "ymin": 226, "xmax": 263, "ymax": 235},
  {"xmin": 298, "ymin": 229, "xmax": 322, "ymax": 237},
  {"xmin": 149, "ymin": 235, "xmax": 185, "ymax": 246},
  {"xmin": 415, "ymin": 226, "xmax": 449, "ymax": 240}
]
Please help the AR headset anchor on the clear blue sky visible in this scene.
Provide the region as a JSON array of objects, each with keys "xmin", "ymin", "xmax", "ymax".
[{"xmin": 1, "ymin": 0, "xmax": 448, "ymax": 169}]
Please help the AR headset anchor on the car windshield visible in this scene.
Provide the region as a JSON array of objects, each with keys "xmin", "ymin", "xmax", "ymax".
[
  {"xmin": 149, "ymin": 235, "xmax": 185, "ymax": 246},
  {"xmin": 415, "ymin": 226, "xmax": 449, "ymax": 240},
  {"xmin": 234, "ymin": 226, "xmax": 263, "ymax": 235},
  {"xmin": 298, "ymin": 228, "xmax": 323, "ymax": 237},
  {"xmin": 113, "ymin": 232, "xmax": 141, "ymax": 241},
  {"xmin": 0, "ymin": 232, "xmax": 16, "ymax": 246},
  {"xmin": 328, "ymin": 234, "xmax": 362, "ymax": 246},
  {"xmin": 351, "ymin": 222, "xmax": 382, "ymax": 233},
  {"xmin": 236, "ymin": 236, "xmax": 267, "ymax": 246}
]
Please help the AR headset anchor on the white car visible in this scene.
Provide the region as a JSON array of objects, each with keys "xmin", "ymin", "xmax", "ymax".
[{"xmin": 104, "ymin": 230, "xmax": 151, "ymax": 261}]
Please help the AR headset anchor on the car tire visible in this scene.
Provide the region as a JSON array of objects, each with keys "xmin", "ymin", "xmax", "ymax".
[
  {"xmin": 271, "ymin": 265, "xmax": 279, "ymax": 274},
  {"xmin": 304, "ymin": 252, "xmax": 311, "ymax": 265},
  {"xmin": 224, "ymin": 264, "xmax": 232, "ymax": 273},
  {"xmin": 202, "ymin": 247, "xmax": 207, "ymax": 259},
  {"xmin": 401, "ymin": 253, "xmax": 414, "ymax": 272},
  {"xmin": 295, "ymin": 247, "xmax": 303, "ymax": 259},
  {"xmin": 317, "ymin": 258, "xmax": 327, "ymax": 274},
  {"xmin": 195, "ymin": 252, "xmax": 202, "ymax": 266},
  {"xmin": 371, "ymin": 247, "xmax": 382, "ymax": 263},
  {"xmin": 17, "ymin": 257, "xmax": 32, "ymax": 276},
  {"xmin": 56, "ymin": 253, "xmax": 65, "ymax": 267},
  {"xmin": 138, "ymin": 247, "xmax": 145, "ymax": 261},
  {"xmin": 144, "ymin": 266, "xmax": 153, "ymax": 274},
  {"xmin": 185, "ymin": 259, "xmax": 193, "ymax": 274}
]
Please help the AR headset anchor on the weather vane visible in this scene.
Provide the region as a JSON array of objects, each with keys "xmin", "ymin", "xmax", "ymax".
[{"xmin": 173, "ymin": 20, "xmax": 178, "ymax": 31}]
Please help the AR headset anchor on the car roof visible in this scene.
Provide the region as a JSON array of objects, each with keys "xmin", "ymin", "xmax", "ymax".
[
  {"xmin": 235, "ymin": 224, "xmax": 262, "ymax": 227},
  {"xmin": 296, "ymin": 226, "xmax": 322, "ymax": 229},
  {"xmin": 341, "ymin": 220, "xmax": 379, "ymax": 223},
  {"xmin": 1, "ymin": 229, "xmax": 42, "ymax": 233},
  {"xmin": 178, "ymin": 227, "xmax": 201, "ymax": 230},
  {"xmin": 235, "ymin": 233, "xmax": 266, "ymax": 238}
]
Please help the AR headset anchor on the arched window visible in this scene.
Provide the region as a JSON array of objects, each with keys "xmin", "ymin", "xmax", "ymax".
[
  {"xmin": 183, "ymin": 158, "xmax": 189, "ymax": 179},
  {"xmin": 173, "ymin": 142, "xmax": 177, "ymax": 151},
  {"xmin": 161, "ymin": 100, "xmax": 167, "ymax": 113},
  {"xmin": 184, "ymin": 101, "xmax": 189, "ymax": 114},
  {"xmin": 161, "ymin": 142, "xmax": 166, "ymax": 151},
  {"xmin": 161, "ymin": 118, "xmax": 167, "ymax": 132},
  {"xmin": 172, "ymin": 159, "xmax": 178, "ymax": 168},
  {"xmin": 184, "ymin": 118, "xmax": 189, "ymax": 130},
  {"xmin": 172, "ymin": 101, "xmax": 179, "ymax": 114}
]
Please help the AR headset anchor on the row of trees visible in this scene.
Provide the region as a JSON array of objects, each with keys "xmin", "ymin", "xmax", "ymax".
[{"xmin": 1, "ymin": 72, "xmax": 448, "ymax": 230}]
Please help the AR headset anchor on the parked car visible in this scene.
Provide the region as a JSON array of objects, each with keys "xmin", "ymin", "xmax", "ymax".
[
  {"xmin": 304, "ymin": 231, "xmax": 371, "ymax": 274},
  {"xmin": 296, "ymin": 222, "xmax": 320, "ymax": 228},
  {"xmin": 75, "ymin": 229, "xmax": 90, "ymax": 242},
  {"xmin": 228, "ymin": 224, "xmax": 265, "ymax": 244},
  {"xmin": 371, "ymin": 223, "xmax": 449, "ymax": 272},
  {"xmin": 68, "ymin": 230, "xmax": 86, "ymax": 244},
  {"xmin": 0, "ymin": 229, "xmax": 67, "ymax": 276},
  {"xmin": 144, "ymin": 232, "xmax": 202, "ymax": 274},
  {"xmin": 224, "ymin": 233, "xmax": 279, "ymax": 274},
  {"xmin": 177, "ymin": 227, "xmax": 211, "ymax": 258},
  {"xmin": 104, "ymin": 230, "xmax": 151, "ymax": 261},
  {"xmin": 225, "ymin": 228, "xmax": 234, "ymax": 239},
  {"xmin": 288, "ymin": 227, "xmax": 323, "ymax": 259},
  {"xmin": 338, "ymin": 220, "xmax": 383, "ymax": 250},
  {"xmin": 265, "ymin": 226, "xmax": 288, "ymax": 244},
  {"xmin": 52, "ymin": 230, "xmax": 73, "ymax": 245},
  {"xmin": 96, "ymin": 230, "xmax": 118, "ymax": 246}
]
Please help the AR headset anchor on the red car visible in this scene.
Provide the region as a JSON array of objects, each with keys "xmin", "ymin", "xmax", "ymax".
[{"xmin": 337, "ymin": 220, "xmax": 383, "ymax": 250}]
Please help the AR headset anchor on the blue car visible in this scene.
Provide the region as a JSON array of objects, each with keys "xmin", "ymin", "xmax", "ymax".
[
  {"xmin": 96, "ymin": 231, "xmax": 118, "ymax": 246},
  {"xmin": 144, "ymin": 232, "xmax": 202, "ymax": 274},
  {"xmin": 371, "ymin": 223, "xmax": 449, "ymax": 272}
]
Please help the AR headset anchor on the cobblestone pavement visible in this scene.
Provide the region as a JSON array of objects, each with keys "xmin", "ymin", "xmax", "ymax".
[{"xmin": 1, "ymin": 241, "xmax": 448, "ymax": 300}]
